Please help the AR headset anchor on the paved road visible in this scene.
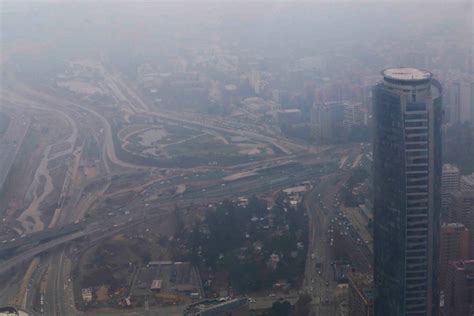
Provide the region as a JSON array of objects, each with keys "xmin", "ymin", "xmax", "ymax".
[
  {"xmin": 0, "ymin": 72, "xmax": 353, "ymax": 316},
  {"xmin": 0, "ymin": 162, "xmax": 340, "ymax": 313},
  {"xmin": 304, "ymin": 172, "xmax": 350, "ymax": 316},
  {"xmin": 0, "ymin": 110, "xmax": 30, "ymax": 192},
  {"xmin": 0, "ymin": 231, "xmax": 86, "ymax": 276}
]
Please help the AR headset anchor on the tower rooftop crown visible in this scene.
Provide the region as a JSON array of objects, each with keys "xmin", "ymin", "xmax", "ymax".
[{"xmin": 382, "ymin": 67, "xmax": 432, "ymax": 83}]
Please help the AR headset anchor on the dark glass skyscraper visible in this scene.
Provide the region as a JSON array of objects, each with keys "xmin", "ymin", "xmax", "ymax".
[{"xmin": 373, "ymin": 68, "xmax": 442, "ymax": 316}]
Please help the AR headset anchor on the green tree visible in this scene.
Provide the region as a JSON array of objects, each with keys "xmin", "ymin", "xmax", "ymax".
[
  {"xmin": 269, "ymin": 300, "xmax": 292, "ymax": 316},
  {"xmin": 292, "ymin": 294, "xmax": 312, "ymax": 316}
]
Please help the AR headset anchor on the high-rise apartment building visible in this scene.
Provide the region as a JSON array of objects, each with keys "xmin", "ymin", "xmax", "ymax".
[
  {"xmin": 444, "ymin": 259, "xmax": 474, "ymax": 316},
  {"xmin": 343, "ymin": 101, "xmax": 368, "ymax": 128},
  {"xmin": 461, "ymin": 173, "xmax": 474, "ymax": 191},
  {"xmin": 445, "ymin": 79, "xmax": 474, "ymax": 124},
  {"xmin": 459, "ymin": 80, "xmax": 474, "ymax": 124},
  {"xmin": 448, "ymin": 190, "xmax": 474, "ymax": 256},
  {"xmin": 439, "ymin": 223, "xmax": 470, "ymax": 289},
  {"xmin": 276, "ymin": 109, "xmax": 303, "ymax": 126},
  {"xmin": 310, "ymin": 101, "xmax": 345, "ymax": 143},
  {"xmin": 373, "ymin": 68, "xmax": 442, "ymax": 316},
  {"xmin": 441, "ymin": 164, "xmax": 460, "ymax": 210},
  {"xmin": 446, "ymin": 81, "xmax": 461, "ymax": 124},
  {"xmin": 448, "ymin": 191, "xmax": 474, "ymax": 224}
]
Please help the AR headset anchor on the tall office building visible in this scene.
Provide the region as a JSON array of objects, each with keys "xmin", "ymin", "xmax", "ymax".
[
  {"xmin": 373, "ymin": 68, "xmax": 442, "ymax": 316},
  {"xmin": 441, "ymin": 164, "xmax": 460, "ymax": 210}
]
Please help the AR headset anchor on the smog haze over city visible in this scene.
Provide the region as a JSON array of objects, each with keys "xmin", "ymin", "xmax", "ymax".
[{"xmin": 0, "ymin": 1, "xmax": 473, "ymax": 315}]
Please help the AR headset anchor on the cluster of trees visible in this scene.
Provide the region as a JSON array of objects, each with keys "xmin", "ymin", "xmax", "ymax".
[
  {"xmin": 264, "ymin": 294, "xmax": 312, "ymax": 316},
  {"xmin": 183, "ymin": 195, "xmax": 308, "ymax": 292}
]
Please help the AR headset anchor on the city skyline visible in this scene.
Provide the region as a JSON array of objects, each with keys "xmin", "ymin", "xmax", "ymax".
[{"xmin": 0, "ymin": 1, "xmax": 473, "ymax": 315}]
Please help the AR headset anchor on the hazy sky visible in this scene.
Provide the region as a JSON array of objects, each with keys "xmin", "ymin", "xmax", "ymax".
[{"xmin": 1, "ymin": 0, "xmax": 471, "ymax": 74}]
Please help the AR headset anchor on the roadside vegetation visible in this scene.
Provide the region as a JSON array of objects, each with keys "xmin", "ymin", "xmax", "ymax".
[{"xmin": 181, "ymin": 195, "xmax": 308, "ymax": 294}]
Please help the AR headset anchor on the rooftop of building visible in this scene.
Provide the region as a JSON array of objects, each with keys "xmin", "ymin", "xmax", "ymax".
[
  {"xmin": 130, "ymin": 261, "xmax": 202, "ymax": 301},
  {"xmin": 184, "ymin": 298, "xmax": 249, "ymax": 315},
  {"xmin": 277, "ymin": 109, "xmax": 301, "ymax": 113},
  {"xmin": 452, "ymin": 259, "xmax": 474, "ymax": 272},
  {"xmin": 443, "ymin": 163, "xmax": 460, "ymax": 173},
  {"xmin": 450, "ymin": 190, "xmax": 474, "ymax": 199},
  {"xmin": 323, "ymin": 100, "xmax": 362, "ymax": 105},
  {"xmin": 382, "ymin": 67, "xmax": 432, "ymax": 82},
  {"xmin": 462, "ymin": 173, "xmax": 474, "ymax": 184},
  {"xmin": 442, "ymin": 222, "xmax": 467, "ymax": 229}
]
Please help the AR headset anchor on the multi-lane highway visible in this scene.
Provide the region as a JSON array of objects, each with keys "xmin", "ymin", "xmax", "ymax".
[
  {"xmin": 0, "ymin": 110, "xmax": 30, "ymax": 192},
  {"xmin": 0, "ymin": 66, "xmax": 367, "ymax": 316},
  {"xmin": 303, "ymin": 172, "xmax": 350, "ymax": 316}
]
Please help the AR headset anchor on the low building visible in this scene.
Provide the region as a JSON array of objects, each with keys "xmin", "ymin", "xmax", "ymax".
[
  {"xmin": 268, "ymin": 253, "xmax": 280, "ymax": 270},
  {"xmin": 184, "ymin": 298, "xmax": 249, "ymax": 316},
  {"xmin": 348, "ymin": 273, "xmax": 374, "ymax": 316},
  {"xmin": 150, "ymin": 280, "xmax": 162, "ymax": 292},
  {"xmin": 130, "ymin": 261, "xmax": 202, "ymax": 307},
  {"xmin": 81, "ymin": 288, "xmax": 93, "ymax": 303}
]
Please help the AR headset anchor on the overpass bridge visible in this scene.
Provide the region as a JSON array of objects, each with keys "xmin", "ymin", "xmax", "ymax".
[{"xmin": 0, "ymin": 223, "xmax": 84, "ymax": 257}]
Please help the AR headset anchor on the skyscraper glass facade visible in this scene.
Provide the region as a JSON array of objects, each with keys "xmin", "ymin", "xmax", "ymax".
[{"xmin": 373, "ymin": 68, "xmax": 442, "ymax": 316}]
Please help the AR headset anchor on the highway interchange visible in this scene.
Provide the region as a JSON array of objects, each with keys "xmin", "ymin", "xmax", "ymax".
[{"xmin": 0, "ymin": 65, "xmax": 370, "ymax": 316}]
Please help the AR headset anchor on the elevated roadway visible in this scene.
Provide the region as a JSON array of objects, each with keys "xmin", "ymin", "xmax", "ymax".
[{"xmin": 0, "ymin": 223, "xmax": 84, "ymax": 255}]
